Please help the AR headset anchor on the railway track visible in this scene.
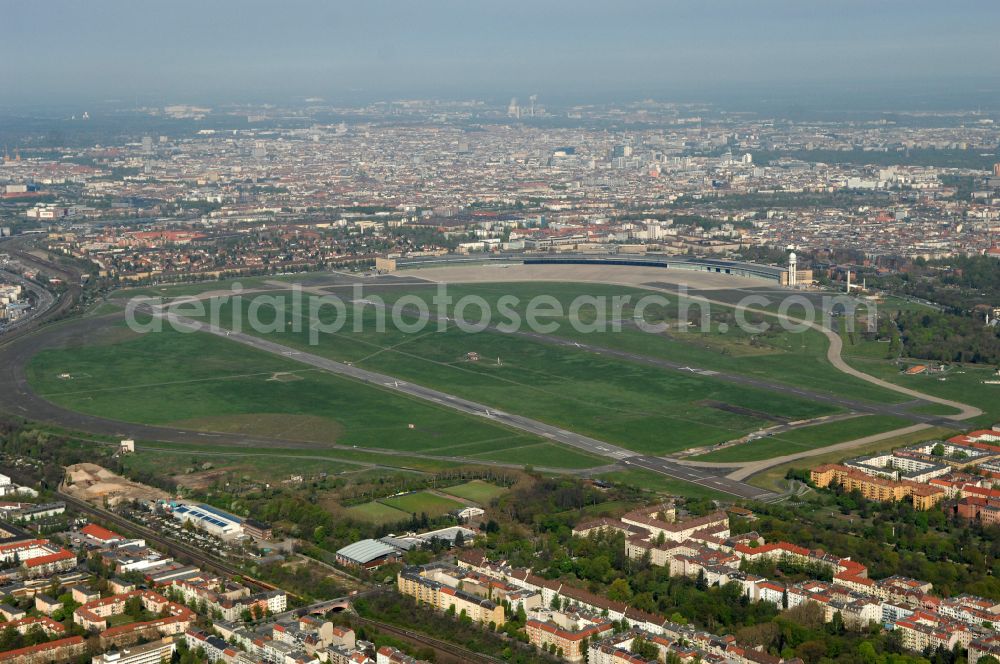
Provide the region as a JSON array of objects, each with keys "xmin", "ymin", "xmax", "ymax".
[
  {"xmin": 62, "ymin": 495, "xmax": 490, "ymax": 658},
  {"xmin": 0, "ymin": 239, "xmax": 84, "ymax": 346},
  {"xmin": 55, "ymin": 489, "xmax": 263, "ymax": 586},
  {"xmin": 62, "ymin": 492, "xmax": 499, "ymax": 662},
  {"xmin": 352, "ymin": 615, "xmax": 503, "ymax": 664}
]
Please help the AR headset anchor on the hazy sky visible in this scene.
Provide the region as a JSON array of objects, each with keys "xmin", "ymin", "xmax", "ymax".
[{"xmin": 3, "ymin": 0, "xmax": 999, "ymax": 106}]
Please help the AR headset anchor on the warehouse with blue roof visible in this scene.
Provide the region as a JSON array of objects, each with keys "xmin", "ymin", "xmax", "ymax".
[{"xmin": 172, "ymin": 503, "xmax": 243, "ymax": 538}]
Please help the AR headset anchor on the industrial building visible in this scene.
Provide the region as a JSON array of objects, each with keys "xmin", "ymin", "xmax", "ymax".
[
  {"xmin": 335, "ymin": 539, "xmax": 401, "ymax": 569},
  {"xmin": 171, "ymin": 504, "xmax": 243, "ymax": 538}
]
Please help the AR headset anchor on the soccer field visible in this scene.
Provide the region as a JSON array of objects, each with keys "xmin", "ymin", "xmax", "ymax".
[
  {"xmin": 379, "ymin": 491, "xmax": 465, "ymax": 517},
  {"xmin": 440, "ymin": 480, "xmax": 509, "ymax": 504}
]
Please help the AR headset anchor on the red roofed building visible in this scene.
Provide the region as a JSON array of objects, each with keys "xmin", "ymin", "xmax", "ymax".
[
  {"xmin": 74, "ymin": 590, "xmax": 195, "ymax": 647},
  {"xmin": 0, "ymin": 635, "xmax": 86, "ymax": 664},
  {"xmin": 0, "ymin": 615, "xmax": 65, "ymax": 637},
  {"xmin": 525, "ymin": 609, "xmax": 613, "ymax": 662},
  {"xmin": 81, "ymin": 523, "xmax": 124, "ymax": 544},
  {"xmin": 22, "ymin": 549, "xmax": 76, "ymax": 578},
  {"xmin": 957, "ymin": 495, "xmax": 1000, "ymax": 527}
]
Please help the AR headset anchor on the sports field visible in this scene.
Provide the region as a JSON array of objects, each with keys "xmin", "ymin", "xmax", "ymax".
[
  {"xmin": 344, "ymin": 502, "xmax": 412, "ymax": 526},
  {"xmin": 440, "ymin": 479, "xmax": 508, "ymax": 504},
  {"xmin": 379, "ymin": 491, "xmax": 465, "ymax": 517}
]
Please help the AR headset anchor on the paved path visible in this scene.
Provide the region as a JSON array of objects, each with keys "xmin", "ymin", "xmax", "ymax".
[{"xmin": 721, "ymin": 423, "xmax": 935, "ymax": 481}]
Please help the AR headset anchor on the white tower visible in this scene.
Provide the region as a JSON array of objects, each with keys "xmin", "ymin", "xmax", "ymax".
[{"xmin": 788, "ymin": 252, "xmax": 797, "ymax": 287}]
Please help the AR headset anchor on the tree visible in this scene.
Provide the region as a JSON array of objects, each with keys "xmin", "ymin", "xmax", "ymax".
[
  {"xmin": 829, "ymin": 610, "xmax": 845, "ymax": 635},
  {"xmin": 795, "ymin": 640, "xmax": 826, "ymax": 664},
  {"xmin": 606, "ymin": 578, "xmax": 633, "ymax": 603},
  {"xmin": 631, "ymin": 636, "xmax": 659, "ymax": 660},
  {"xmin": 124, "ymin": 596, "xmax": 144, "ymax": 619}
]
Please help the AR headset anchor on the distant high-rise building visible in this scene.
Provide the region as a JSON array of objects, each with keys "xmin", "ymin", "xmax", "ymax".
[
  {"xmin": 612, "ymin": 144, "xmax": 632, "ymax": 159},
  {"xmin": 994, "ymin": 162, "xmax": 1000, "ymax": 177},
  {"xmin": 507, "ymin": 98, "xmax": 520, "ymax": 119},
  {"xmin": 141, "ymin": 136, "xmax": 153, "ymax": 155}
]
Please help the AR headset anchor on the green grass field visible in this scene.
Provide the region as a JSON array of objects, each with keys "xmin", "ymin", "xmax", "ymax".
[
  {"xmin": 440, "ymin": 480, "xmax": 508, "ymax": 504},
  {"xmin": 379, "ymin": 491, "xmax": 465, "ymax": 517},
  {"xmin": 689, "ymin": 415, "xmax": 912, "ymax": 463},
  {"xmin": 116, "ymin": 440, "xmax": 467, "ymax": 474},
  {"xmin": 344, "ymin": 502, "xmax": 412, "ymax": 526},
  {"xmin": 119, "ymin": 447, "xmax": 363, "ymax": 481},
  {"xmin": 371, "ymin": 282, "xmax": 908, "ymax": 405},
  {"xmin": 30, "ymin": 277, "xmax": 960, "ymax": 470},
  {"xmin": 180, "ymin": 286, "xmax": 850, "ymax": 455},
  {"xmin": 110, "ymin": 273, "xmax": 310, "ymax": 299},
  {"xmin": 595, "ymin": 468, "xmax": 731, "ymax": 501},
  {"xmin": 840, "ymin": 334, "xmax": 1000, "ymax": 425},
  {"xmin": 27, "ymin": 324, "xmax": 611, "ymax": 465}
]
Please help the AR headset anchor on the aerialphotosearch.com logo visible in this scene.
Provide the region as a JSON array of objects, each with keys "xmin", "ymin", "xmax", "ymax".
[{"xmin": 124, "ymin": 282, "xmax": 875, "ymax": 344}]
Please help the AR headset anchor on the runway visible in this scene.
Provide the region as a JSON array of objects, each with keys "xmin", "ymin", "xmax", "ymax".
[
  {"xmin": 150, "ymin": 305, "xmax": 779, "ymax": 500},
  {"xmin": 324, "ymin": 293, "xmax": 965, "ymax": 430},
  {"xmin": 2, "ymin": 260, "xmax": 981, "ymax": 501}
]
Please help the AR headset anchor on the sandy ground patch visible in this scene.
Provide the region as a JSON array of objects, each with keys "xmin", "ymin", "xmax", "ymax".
[
  {"xmin": 62, "ymin": 462, "xmax": 169, "ymax": 507},
  {"xmin": 168, "ymin": 413, "xmax": 344, "ymax": 445}
]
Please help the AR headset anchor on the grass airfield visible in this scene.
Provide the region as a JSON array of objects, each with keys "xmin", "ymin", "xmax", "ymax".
[{"xmin": 25, "ymin": 266, "xmax": 975, "ymax": 474}]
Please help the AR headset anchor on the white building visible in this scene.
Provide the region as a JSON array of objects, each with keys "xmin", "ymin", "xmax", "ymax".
[
  {"xmin": 171, "ymin": 504, "xmax": 243, "ymax": 538},
  {"xmin": 91, "ymin": 637, "xmax": 176, "ymax": 664}
]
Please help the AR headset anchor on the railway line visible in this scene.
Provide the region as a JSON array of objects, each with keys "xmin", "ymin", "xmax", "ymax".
[
  {"xmin": 61, "ymin": 489, "xmax": 500, "ymax": 663},
  {"xmin": 351, "ymin": 615, "xmax": 504, "ymax": 664},
  {"xmin": 54, "ymin": 489, "xmax": 279, "ymax": 590},
  {"xmin": 59, "ymin": 487, "xmax": 498, "ymax": 662},
  {"xmin": 0, "ymin": 237, "xmax": 85, "ymax": 346}
]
